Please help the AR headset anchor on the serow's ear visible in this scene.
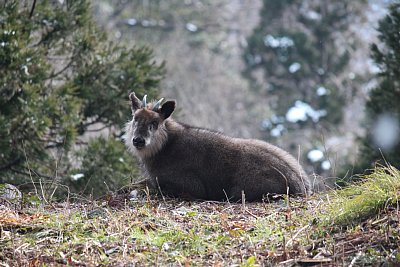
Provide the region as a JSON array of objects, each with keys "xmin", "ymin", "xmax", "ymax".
[
  {"xmin": 160, "ymin": 100, "xmax": 176, "ymax": 120},
  {"xmin": 129, "ymin": 92, "xmax": 142, "ymax": 113}
]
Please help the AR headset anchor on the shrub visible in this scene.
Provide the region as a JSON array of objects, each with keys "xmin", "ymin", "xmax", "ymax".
[{"xmin": 0, "ymin": 0, "xmax": 164, "ymax": 198}]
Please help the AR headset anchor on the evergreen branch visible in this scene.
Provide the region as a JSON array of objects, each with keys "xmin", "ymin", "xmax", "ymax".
[
  {"xmin": 46, "ymin": 59, "xmax": 75, "ymax": 80},
  {"xmin": 10, "ymin": 167, "xmax": 54, "ymax": 180},
  {"xmin": 0, "ymin": 158, "xmax": 22, "ymax": 171}
]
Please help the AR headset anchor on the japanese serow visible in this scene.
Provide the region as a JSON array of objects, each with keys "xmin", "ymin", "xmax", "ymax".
[{"xmin": 123, "ymin": 92, "xmax": 312, "ymax": 201}]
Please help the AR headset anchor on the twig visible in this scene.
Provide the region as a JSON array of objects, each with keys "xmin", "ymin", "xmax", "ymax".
[
  {"xmin": 47, "ymin": 136, "xmax": 68, "ymax": 200},
  {"xmin": 29, "ymin": 0, "xmax": 36, "ymax": 18},
  {"xmin": 245, "ymin": 209, "xmax": 259, "ymax": 219},
  {"xmin": 286, "ymin": 224, "xmax": 311, "ymax": 247},
  {"xmin": 11, "ymin": 167, "xmax": 54, "ymax": 180},
  {"xmin": 297, "ymin": 145, "xmax": 308, "ymax": 195},
  {"xmin": 22, "ymin": 141, "xmax": 40, "ymax": 201},
  {"xmin": 39, "ymin": 177, "xmax": 48, "ymax": 204},
  {"xmin": 222, "ymin": 189, "xmax": 231, "ymax": 205},
  {"xmin": 46, "ymin": 59, "xmax": 74, "ymax": 79},
  {"xmin": 155, "ymin": 177, "xmax": 166, "ymax": 203},
  {"xmin": 241, "ymin": 190, "xmax": 246, "ymax": 212}
]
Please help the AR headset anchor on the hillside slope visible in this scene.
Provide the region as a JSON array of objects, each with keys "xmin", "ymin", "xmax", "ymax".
[{"xmin": 1, "ymin": 167, "xmax": 399, "ymax": 265}]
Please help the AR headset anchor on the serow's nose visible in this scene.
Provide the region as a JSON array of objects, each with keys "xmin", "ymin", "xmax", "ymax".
[{"xmin": 132, "ymin": 137, "xmax": 145, "ymax": 149}]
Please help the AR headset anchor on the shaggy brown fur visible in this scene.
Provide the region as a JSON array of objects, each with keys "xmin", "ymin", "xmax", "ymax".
[{"xmin": 123, "ymin": 92, "xmax": 311, "ymax": 201}]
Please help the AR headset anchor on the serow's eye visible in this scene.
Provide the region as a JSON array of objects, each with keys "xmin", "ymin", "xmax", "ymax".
[{"xmin": 150, "ymin": 120, "xmax": 158, "ymax": 129}]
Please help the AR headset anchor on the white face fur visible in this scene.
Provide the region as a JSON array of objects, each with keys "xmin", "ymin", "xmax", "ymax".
[
  {"xmin": 123, "ymin": 114, "xmax": 168, "ymax": 159},
  {"xmin": 122, "ymin": 119, "xmax": 136, "ymax": 155},
  {"xmin": 124, "ymin": 93, "xmax": 176, "ymax": 159}
]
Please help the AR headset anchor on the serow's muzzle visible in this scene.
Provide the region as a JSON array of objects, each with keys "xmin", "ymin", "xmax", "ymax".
[{"xmin": 132, "ymin": 137, "xmax": 145, "ymax": 149}]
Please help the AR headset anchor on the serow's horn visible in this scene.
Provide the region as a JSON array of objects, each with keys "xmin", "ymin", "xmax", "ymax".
[
  {"xmin": 142, "ymin": 95, "xmax": 147, "ymax": 108},
  {"xmin": 152, "ymin": 98, "xmax": 164, "ymax": 111}
]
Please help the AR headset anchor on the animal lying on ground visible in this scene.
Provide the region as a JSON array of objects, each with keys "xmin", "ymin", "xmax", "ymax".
[{"xmin": 123, "ymin": 92, "xmax": 312, "ymax": 201}]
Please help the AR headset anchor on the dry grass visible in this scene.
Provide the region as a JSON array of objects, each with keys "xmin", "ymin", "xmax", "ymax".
[{"xmin": 1, "ymin": 167, "xmax": 400, "ymax": 266}]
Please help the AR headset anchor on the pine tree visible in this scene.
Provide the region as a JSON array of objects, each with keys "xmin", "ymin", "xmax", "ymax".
[
  {"xmin": 0, "ymin": 1, "xmax": 164, "ymax": 197},
  {"xmin": 357, "ymin": 3, "xmax": 400, "ymax": 171},
  {"xmin": 244, "ymin": 0, "xmax": 366, "ymax": 172}
]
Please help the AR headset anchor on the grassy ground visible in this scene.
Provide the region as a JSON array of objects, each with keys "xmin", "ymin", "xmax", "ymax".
[{"xmin": 1, "ymin": 167, "xmax": 399, "ymax": 266}]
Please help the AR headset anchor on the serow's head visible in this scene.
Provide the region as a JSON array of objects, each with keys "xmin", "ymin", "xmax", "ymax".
[{"xmin": 125, "ymin": 92, "xmax": 175, "ymax": 154}]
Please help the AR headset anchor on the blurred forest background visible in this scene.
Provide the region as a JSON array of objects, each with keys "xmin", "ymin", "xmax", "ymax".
[{"xmin": 1, "ymin": 0, "xmax": 399, "ymax": 198}]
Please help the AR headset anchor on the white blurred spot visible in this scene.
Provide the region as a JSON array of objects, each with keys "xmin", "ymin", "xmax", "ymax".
[
  {"xmin": 286, "ymin": 101, "xmax": 327, "ymax": 123},
  {"xmin": 71, "ymin": 173, "xmax": 84, "ymax": 181},
  {"xmin": 253, "ymin": 54, "xmax": 262, "ymax": 64},
  {"xmin": 21, "ymin": 65, "xmax": 29, "ymax": 75},
  {"xmin": 286, "ymin": 102, "xmax": 308, "ymax": 122},
  {"xmin": 270, "ymin": 114, "xmax": 285, "ymax": 124},
  {"xmin": 129, "ymin": 189, "xmax": 138, "ymax": 201},
  {"xmin": 321, "ymin": 160, "xmax": 331, "ymax": 170},
  {"xmin": 317, "ymin": 68, "xmax": 325, "ymax": 75},
  {"xmin": 367, "ymin": 58, "xmax": 381, "ymax": 74},
  {"xmin": 186, "ymin": 23, "xmax": 198, "ymax": 32},
  {"xmin": 114, "ymin": 31, "xmax": 121, "ymax": 39},
  {"xmin": 316, "ymin": 86, "xmax": 329, "ymax": 96},
  {"xmin": 289, "ymin": 62, "xmax": 301, "ymax": 73},
  {"xmin": 270, "ymin": 124, "xmax": 285, "ymax": 137},
  {"xmin": 307, "ymin": 149, "xmax": 324, "ymax": 162},
  {"xmin": 372, "ymin": 113, "xmax": 400, "ymax": 151},
  {"xmin": 162, "ymin": 242, "xmax": 171, "ymax": 251},
  {"xmin": 263, "ymin": 35, "xmax": 294, "ymax": 48},
  {"xmin": 126, "ymin": 18, "xmax": 137, "ymax": 26},
  {"xmin": 306, "ymin": 10, "xmax": 321, "ymax": 20},
  {"xmin": 261, "ymin": 119, "xmax": 272, "ymax": 129}
]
